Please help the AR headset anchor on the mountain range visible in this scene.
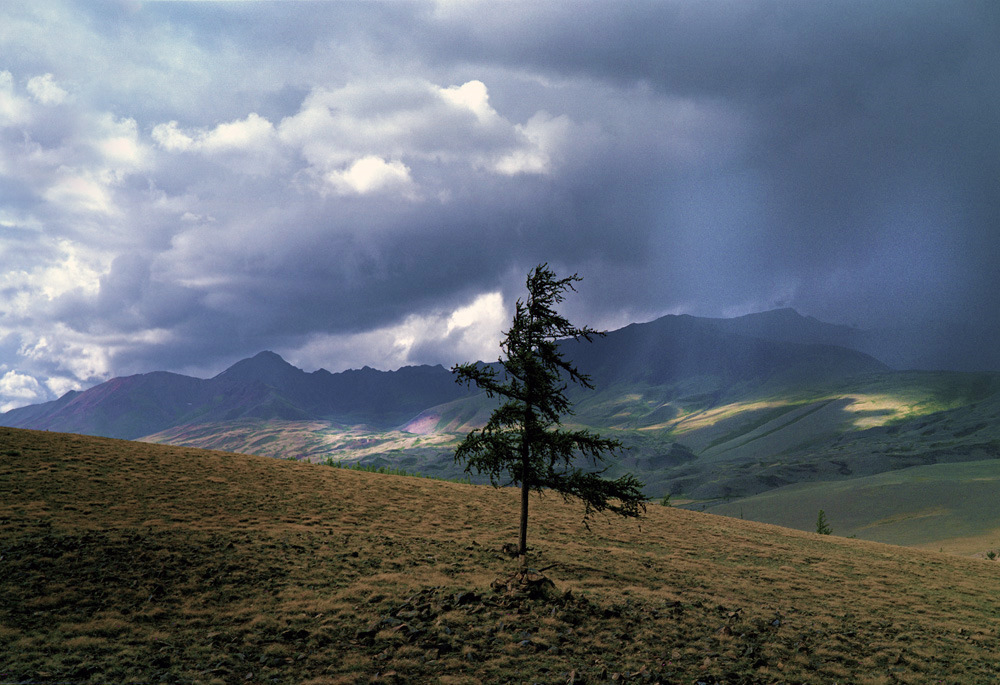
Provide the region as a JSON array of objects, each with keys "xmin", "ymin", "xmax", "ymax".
[
  {"xmin": 0, "ymin": 353, "xmax": 469, "ymax": 440},
  {"xmin": 1, "ymin": 308, "xmax": 882, "ymax": 440},
  {"xmin": 4, "ymin": 308, "xmax": 999, "ymax": 533}
]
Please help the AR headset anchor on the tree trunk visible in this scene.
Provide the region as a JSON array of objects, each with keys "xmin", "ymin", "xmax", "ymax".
[{"xmin": 518, "ymin": 440, "xmax": 530, "ymax": 569}]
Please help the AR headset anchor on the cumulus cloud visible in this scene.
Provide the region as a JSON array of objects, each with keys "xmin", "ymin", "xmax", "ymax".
[
  {"xmin": 26, "ymin": 73, "xmax": 68, "ymax": 105},
  {"xmin": 151, "ymin": 121, "xmax": 194, "ymax": 152},
  {"xmin": 0, "ymin": 70, "xmax": 30, "ymax": 125},
  {"xmin": 439, "ymin": 79, "xmax": 498, "ymax": 124},
  {"xmin": 495, "ymin": 111, "xmax": 571, "ymax": 175},
  {"xmin": 153, "ymin": 113, "xmax": 277, "ymax": 153},
  {"xmin": 0, "ymin": 370, "xmax": 46, "ymax": 412},
  {"xmin": 292, "ymin": 291, "xmax": 507, "ymax": 372},
  {"xmin": 94, "ymin": 116, "xmax": 144, "ymax": 170},
  {"xmin": 43, "ymin": 172, "xmax": 116, "ymax": 215},
  {"xmin": 277, "ymin": 78, "xmax": 575, "ymax": 195},
  {"xmin": 152, "ymin": 113, "xmax": 282, "ymax": 175},
  {"xmin": 325, "ymin": 156, "xmax": 416, "ymax": 197}
]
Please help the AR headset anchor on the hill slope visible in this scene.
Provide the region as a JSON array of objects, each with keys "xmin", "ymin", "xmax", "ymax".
[
  {"xmin": 704, "ymin": 459, "xmax": 1000, "ymax": 555},
  {"xmin": 2, "ymin": 427, "xmax": 1000, "ymax": 683}
]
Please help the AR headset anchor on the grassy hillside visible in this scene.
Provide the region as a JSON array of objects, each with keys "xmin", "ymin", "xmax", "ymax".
[
  {"xmin": 586, "ymin": 370, "xmax": 1000, "ymax": 501},
  {"xmin": 3, "ymin": 428, "xmax": 1000, "ymax": 683},
  {"xmin": 140, "ymin": 419, "xmax": 466, "ymax": 479},
  {"xmin": 704, "ymin": 459, "xmax": 1000, "ymax": 555}
]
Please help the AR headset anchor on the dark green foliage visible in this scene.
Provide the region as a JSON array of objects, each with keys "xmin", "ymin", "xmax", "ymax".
[
  {"xmin": 816, "ymin": 509, "xmax": 832, "ymax": 535},
  {"xmin": 452, "ymin": 264, "xmax": 646, "ymax": 561}
]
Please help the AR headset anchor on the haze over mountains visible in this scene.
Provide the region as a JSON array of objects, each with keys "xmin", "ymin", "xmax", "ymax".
[{"xmin": 3, "ymin": 308, "xmax": 999, "ymax": 537}]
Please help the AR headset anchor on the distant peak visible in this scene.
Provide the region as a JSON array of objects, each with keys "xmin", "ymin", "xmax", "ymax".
[
  {"xmin": 740, "ymin": 308, "xmax": 803, "ymax": 319},
  {"xmin": 213, "ymin": 350, "xmax": 303, "ymax": 383},
  {"xmin": 252, "ymin": 350, "xmax": 287, "ymax": 362},
  {"xmin": 237, "ymin": 351, "xmax": 297, "ymax": 370}
]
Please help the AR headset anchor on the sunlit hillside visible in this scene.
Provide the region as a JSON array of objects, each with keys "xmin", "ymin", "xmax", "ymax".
[{"xmin": 3, "ymin": 427, "xmax": 999, "ymax": 683}]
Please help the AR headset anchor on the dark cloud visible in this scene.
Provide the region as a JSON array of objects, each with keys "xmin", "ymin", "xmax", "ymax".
[{"xmin": 1, "ymin": 0, "xmax": 998, "ymax": 410}]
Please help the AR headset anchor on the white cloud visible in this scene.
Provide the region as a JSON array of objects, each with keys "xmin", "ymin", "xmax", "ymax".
[
  {"xmin": 44, "ymin": 171, "xmax": 116, "ymax": 215},
  {"xmin": 151, "ymin": 121, "xmax": 195, "ymax": 152},
  {"xmin": 292, "ymin": 291, "xmax": 507, "ymax": 372},
  {"xmin": 325, "ymin": 156, "xmax": 416, "ymax": 196},
  {"xmin": 152, "ymin": 113, "xmax": 277, "ymax": 154},
  {"xmin": 202, "ymin": 112, "xmax": 276, "ymax": 151},
  {"xmin": 44, "ymin": 375, "xmax": 82, "ymax": 400},
  {"xmin": 495, "ymin": 111, "xmax": 571, "ymax": 176},
  {"xmin": 151, "ymin": 113, "xmax": 280, "ymax": 176},
  {"xmin": 19, "ymin": 329, "xmax": 111, "ymax": 388},
  {"xmin": 277, "ymin": 80, "xmax": 446, "ymax": 170},
  {"xmin": 26, "ymin": 73, "xmax": 68, "ymax": 105},
  {"xmin": 0, "ymin": 370, "xmax": 46, "ymax": 412},
  {"xmin": 439, "ymin": 80, "xmax": 498, "ymax": 124},
  {"xmin": 0, "ymin": 238, "xmax": 104, "ymax": 318},
  {"xmin": 278, "ymin": 78, "xmax": 573, "ymax": 194},
  {"xmin": 0, "ymin": 77, "xmax": 149, "ymax": 219},
  {"xmin": 0, "ymin": 70, "xmax": 30, "ymax": 125},
  {"xmin": 445, "ymin": 291, "xmax": 507, "ymax": 357},
  {"xmin": 94, "ymin": 115, "xmax": 145, "ymax": 170}
]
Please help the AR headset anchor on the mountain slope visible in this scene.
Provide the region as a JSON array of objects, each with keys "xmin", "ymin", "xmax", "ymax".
[
  {"xmin": 0, "ymin": 354, "xmax": 472, "ymax": 439},
  {"xmin": 564, "ymin": 312, "xmax": 888, "ymax": 392},
  {"xmin": 0, "ymin": 372, "xmax": 213, "ymax": 438},
  {"xmin": 3, "ymin": 427, "xmax": 1000, "ymax": 683},
  {"xmin": 709, "ymin": 307, "xmax": 861, "ymax": 348}
]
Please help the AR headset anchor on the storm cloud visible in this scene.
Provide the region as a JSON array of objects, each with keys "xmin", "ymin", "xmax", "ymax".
[{"xmin": 0, "ymin": 0, "xmax": 997, "ymax": 410}]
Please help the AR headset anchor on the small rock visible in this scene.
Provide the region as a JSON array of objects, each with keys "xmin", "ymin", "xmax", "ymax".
[{"xmin": 454, "ymin": 590, "xmax": 480, "ymax": 605}]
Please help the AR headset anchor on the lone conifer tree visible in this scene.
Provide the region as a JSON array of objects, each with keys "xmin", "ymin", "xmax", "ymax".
[
  {"xmin": 452, "ymin": 265, "xmax": 646, "ymax": 566},
  {"xmin": 816, "ymin": 509, "xmax": 832, "ymax": 535}
]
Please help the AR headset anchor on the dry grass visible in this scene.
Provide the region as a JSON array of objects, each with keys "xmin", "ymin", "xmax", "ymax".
[{"xmin": 2, "ymin": 427, "xmax": 1000, "ymax": 683}]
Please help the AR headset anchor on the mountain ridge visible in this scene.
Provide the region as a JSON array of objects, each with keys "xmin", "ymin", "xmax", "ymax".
[{"xmin": 0, "ymin": 309, "xmax": 888, "ymax": 440}]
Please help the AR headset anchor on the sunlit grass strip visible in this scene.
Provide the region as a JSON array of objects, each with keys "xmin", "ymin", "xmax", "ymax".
[{"xmin": 669, "ymin": 388, "xmax": 972, "ymax": 437}]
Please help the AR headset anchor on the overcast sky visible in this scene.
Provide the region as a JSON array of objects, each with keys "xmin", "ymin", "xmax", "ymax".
[{"xmin": 0, "ymin": 0, "xmax": 998, "ymax": 410}]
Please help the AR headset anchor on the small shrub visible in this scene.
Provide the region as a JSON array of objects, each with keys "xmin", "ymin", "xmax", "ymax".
[{"xmin": 986, "ymin": 550, "xmax": 997, "ymax": 561}]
